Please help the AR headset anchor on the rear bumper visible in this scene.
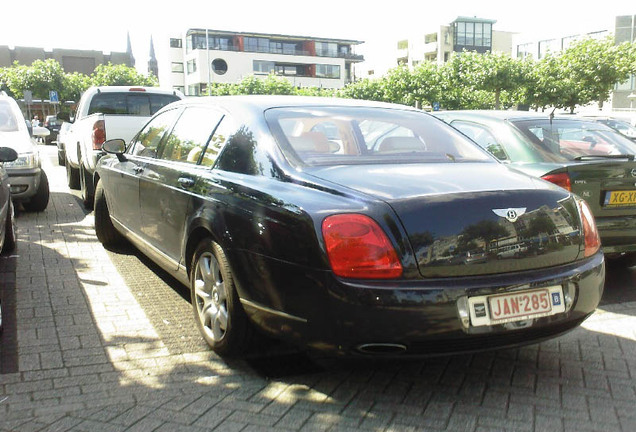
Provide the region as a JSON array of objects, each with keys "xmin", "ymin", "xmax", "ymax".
[
  {"xmin": 596, "ymin": 215, "xmax": 636, "ymax": 255},
  {"xmin": 237, "ymin": 251, "xmax": 605, "ymax": 357}
]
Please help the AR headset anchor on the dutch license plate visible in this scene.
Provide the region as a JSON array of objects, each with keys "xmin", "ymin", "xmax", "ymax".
[
  {"xmin": 604, "ymin": 190, "xmax": 636, "ymax": 207},
  {"xmin": 467, "ymin": 286, "xmax": 565, "ymax": 327}
]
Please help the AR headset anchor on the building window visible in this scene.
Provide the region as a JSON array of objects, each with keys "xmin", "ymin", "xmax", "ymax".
[
  {"xmin": 425, "ymin": 33, "xmax": 437, "ymax": 44},
  {"xmin": 173, "ymin": 86, "xmax": 185, "ymax": 94},
  {"xmin": 397, "ymin": 40, "xmax": 408, "ymax": 50},
  {"xmin": 187, "ymin": 59, "xmax": 197, "ymax": 74},
  {"xmin": 316, "ymin": 42, "xmax": 337, "ymax": 57},
  {"xmin": 209, "ymin": 36, "xmax": 231, "ymax": 50},
  {"xmin": 212, "ymin": 58, "xmax": 228, "ymax": 75},
  {"xmin": 171, "ymin": 62, "xmax": 184, "ymax": 73},
  {"xmin": 517, "ymin": 43, "xmax": 533, "ymax": 58},
  {"xmin": 316, "ymin": 64, "xmax": 340, "ymax": 79},
  {"xmin": 454, "ymin": 21, "xmax": 492, "ymax": 49},
  {"xmin": 253, "ymin": 60, "xmax": 275, "ymax": 74},
  {"xmin": 187, "ymin": 84, "xmax": 200, "ymax": 96},
  {"xmin": 245, "ymin": 37, "xmax": 270, "ymax": 53},
  {"xmin": 170, "ymin": 38, "xmax": 183, "ymax": 48},
  {"xmin": 538, "ymin": 39, "xmax": 560, "ymax": 59}
]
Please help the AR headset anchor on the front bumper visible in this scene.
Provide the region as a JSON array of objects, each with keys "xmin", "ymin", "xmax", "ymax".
[
  {"xmin": 7, "ymin": 168, "xmax": 41, "ymax": 201},
  {"xmin": 236, "ymin": 251, "xmax": 605, "ymax": 357}
]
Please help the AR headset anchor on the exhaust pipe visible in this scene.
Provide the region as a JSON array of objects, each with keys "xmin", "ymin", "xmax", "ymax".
[{"xmin": 356, "ymin": 343, "xmax": 407, "ymax": 355}]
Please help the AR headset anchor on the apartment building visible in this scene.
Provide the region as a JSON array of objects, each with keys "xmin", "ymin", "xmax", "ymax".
[
  {"xmin": 396, "ymin": 17, "xmax": 514, "ymax": 67},
  {"xmin": 168, "ymin": 29, "xmax": 364, "ymax": 95}
]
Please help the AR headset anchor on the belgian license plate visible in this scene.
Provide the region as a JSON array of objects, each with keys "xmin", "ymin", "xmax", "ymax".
[
  {"xmin": 468, "ymin": 286, "xmax": 565, "ymax": 327},
  {"xmin": 604, "ymin": 190, "xmax": 636, "ymax": 207}
]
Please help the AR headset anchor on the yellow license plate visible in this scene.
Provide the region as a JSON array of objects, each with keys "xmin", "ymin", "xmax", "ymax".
[{"xmin": 604, "ymin": 190, "xmax": 636, "ymax": 207}]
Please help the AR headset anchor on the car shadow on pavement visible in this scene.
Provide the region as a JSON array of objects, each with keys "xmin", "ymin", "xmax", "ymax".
[{"xmin": 4, "ymin": 189, "xmax": 636, "ymax": 431}]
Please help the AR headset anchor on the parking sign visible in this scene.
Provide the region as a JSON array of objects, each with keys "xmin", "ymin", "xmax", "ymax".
[{"xmin": 49, "ymin": 90, "xmax": 59, "ymax": 104}]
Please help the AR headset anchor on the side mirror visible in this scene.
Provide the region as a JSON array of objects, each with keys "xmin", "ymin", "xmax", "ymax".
[
  {"xmin": 57, "ymin": 112, "xmax": 70, "ymax": 122},
  {"xmin": 0, "ymin": 147, "xmax": 18, "ymax": 163},
  {"xmin": 102, "ymin": 139, "xmax": 127, "ymax": 162},
  {"xmin": 32, "ymin": 126, "xmax": 50, "ymax": 138},
  {"xmin": 25, "ymin": 120, "xmax": 33, "ymax": 137}
]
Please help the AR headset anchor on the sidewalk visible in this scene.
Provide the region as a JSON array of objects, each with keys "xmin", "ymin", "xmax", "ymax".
[{"xmin": 1, "ymin": 146, "xmax": 636, "ymax": 432}]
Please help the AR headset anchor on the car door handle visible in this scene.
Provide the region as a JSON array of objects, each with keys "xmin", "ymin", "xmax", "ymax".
[
  {"xmin": 178, "ymin": 177, "xmax": 195, "ymax": 189},
  {"xmin": 133, "ymin": 166, "xmax": 144, "ymax": 174}
]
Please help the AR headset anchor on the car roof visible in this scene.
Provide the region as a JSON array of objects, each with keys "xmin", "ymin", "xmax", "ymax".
[
  {"xmin": 435, "ymin": 110, "xmax": 620, "ymax": 125},
  {"xmin": 165, "ymin": 95, "xmax": 420, "ymax": 113}
]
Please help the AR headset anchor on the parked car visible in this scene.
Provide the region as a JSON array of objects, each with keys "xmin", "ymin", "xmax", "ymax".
[
  {"xmin": 0, "ymin": 146, "xmax": 18, "ymax": 254},
  {"xmin": 0, "ymin": 93, "xmax": 50, "ymax": 211},
  {"xmin": 580, "ymin": 115, "xmax": 636, "ymax": 142},
  {"xmin": 434, "ymin": 110, "xmax": 636, "ymax": 264},
  {"xmin": 95, "ymin": 96, "xmax": 604, "ymax": 358},
  {"xmin": 61, "ymin": 86, "xmax": 184, "ymax": 209},
  {"xmin": 0, "ymin": 145, "xmax": 18, "ymax": 337},
  {"xmin": 43, "ymin": 115, "xmax": 62, "ymax": 145},
  {"xmin": 56, "ymin": 121, "xmax": 71, "ymax": 166}
]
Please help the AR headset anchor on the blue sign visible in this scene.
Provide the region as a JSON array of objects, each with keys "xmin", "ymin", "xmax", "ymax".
[
  {"xmin": 49, "ymin": 91, "xmax": 59, "ymax": 104},
  {"xmin": 433, "ymin": 102, "xmax": 441, "ymax": 111}
]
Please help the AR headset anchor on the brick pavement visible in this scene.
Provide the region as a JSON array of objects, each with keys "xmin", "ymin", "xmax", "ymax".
[{"xmin": 1, "ymin": 146, "xmax": 636, "ymax": 431}]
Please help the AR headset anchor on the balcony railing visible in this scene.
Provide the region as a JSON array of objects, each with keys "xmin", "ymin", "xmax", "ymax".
[{"xmin": 191, "ymin": 44, "xmax": 363, "ymax": 61}]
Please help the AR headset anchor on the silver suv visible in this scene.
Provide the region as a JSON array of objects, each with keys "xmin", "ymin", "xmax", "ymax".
[{"xmin": 0, "ymin": 93, "xmax": 50, "ymax": 211}]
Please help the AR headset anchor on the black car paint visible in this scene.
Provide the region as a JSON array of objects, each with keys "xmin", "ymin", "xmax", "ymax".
[{"xmin": 96, "ymin": 97, "xmax": 604, "ymax": 356}]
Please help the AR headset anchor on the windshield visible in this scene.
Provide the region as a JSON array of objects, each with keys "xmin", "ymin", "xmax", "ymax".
[
  {"xmin": 0, "ymin": 100, "xmax": 19, "ymax": 132},
  {"xmin": 511, "ymin": 118, "xmax": 636, "ymax": 161},
  {"xmin": 266, "ymin": 106, "xmax": 494, "ymax": 166}
]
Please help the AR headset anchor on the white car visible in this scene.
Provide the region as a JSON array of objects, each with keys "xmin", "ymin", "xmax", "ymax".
[
  {"xmin": 61, "ymin": 86, "xmax": 184, "ymax": 209},
  {"xmin": 0, "ymin": 93, "xmax": 50, "ymax": 212}
]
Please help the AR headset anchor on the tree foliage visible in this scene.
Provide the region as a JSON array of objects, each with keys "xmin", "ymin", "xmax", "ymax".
[
  {"xmin": 2, "ymin": 38, "xmax": 635, "ymax": 114},
  {"xmin": 0, "ymin": 60, "xmax": 158, "ymax": 105}
]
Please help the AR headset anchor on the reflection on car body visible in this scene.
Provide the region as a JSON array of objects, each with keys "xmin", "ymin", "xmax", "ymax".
[{"xmin": 95, "ymin": 97, "xmax": 604, "ymax": 358}]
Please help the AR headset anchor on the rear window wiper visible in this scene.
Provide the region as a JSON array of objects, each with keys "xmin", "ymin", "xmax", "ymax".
[{"xmin": 574, "ymin": 154, "xmax": 635, "ymax": 161}]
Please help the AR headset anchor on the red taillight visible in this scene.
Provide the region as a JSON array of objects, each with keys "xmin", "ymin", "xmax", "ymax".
[
  {"xmin": 577, "ymin": 199, "xmax": 601, "ymax": 258},
  {"xmin": 322, "ymin": 214, "xmax": 403, "ymax": 279},
  {"xmin": 128, "ymin": 87, "xmax": 146, "ymax": 92},
  {"xmin": 92, "ymin": 120, "xmax": 106, "ymax": 150},
  {"xmin": 541, "ymin": 172, "xmax": 571, "ymax": 191}
]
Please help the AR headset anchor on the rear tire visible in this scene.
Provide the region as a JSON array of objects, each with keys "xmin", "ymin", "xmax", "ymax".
[
  {"xmin": 94, "ymin": 180, "xmax": 124, "ymax": 248},
  {"xmin": 79, "ymin": 159, "xmax": 94, "ymax": 210},
  {"xmin": 190, "ymin": 239, "xmax": 253, "ymax": 357},
  {"xmin": 66, "ymin": 161, "xmax": 80, "ymax": 190},
  {"xmin": 1, "ymin": 200, "xmax": 17, "ymax": 254},
  {"xmin": 22, "ymin": 171, "xmax": 49, "ymax": 212}
]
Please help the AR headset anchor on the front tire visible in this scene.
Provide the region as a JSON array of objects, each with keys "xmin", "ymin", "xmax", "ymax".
[
  {"xmin": 1, "ymin": 200, "xmax": 17, "ymax": 254},
  {"xmin": 190, "ymin": 239, "xmax": 253, "ymax": 357},
  {"xmin": 22, "ymin": 171, "xmax": 49, "ymax": 212},
  {"xmin": 94, "ymin": 180, "xmax": 124, "ymax": 248}
]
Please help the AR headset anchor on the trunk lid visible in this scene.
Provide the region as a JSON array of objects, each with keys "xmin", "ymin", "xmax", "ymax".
[{"xmin": 307, "ymin": 163, "xmax": 584, "ymax": 277}]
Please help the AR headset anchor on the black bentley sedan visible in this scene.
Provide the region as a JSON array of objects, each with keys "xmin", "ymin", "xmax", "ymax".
[{"xmin": 94, "ymin": 96, "xmax": 605, "ymax": 358}]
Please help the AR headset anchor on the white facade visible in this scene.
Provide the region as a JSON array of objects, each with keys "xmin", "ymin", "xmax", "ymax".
[{"xmin": 168, "ymin": 29, "xmax": 363, "ymax": 96}]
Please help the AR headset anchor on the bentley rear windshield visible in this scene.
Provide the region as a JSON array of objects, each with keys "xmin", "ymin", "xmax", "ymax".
[{"xmin": 265, "ymin": 106, "xmax": 494, "ymax": 166}]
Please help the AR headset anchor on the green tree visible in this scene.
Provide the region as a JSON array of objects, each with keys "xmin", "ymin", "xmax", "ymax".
[
  {"xmin": 91, "ymin": 63, "xmax": 158, "ymax": 87},
  {"xmin": 560, "ymin": 37, "xmax": 636, "ymax": 110}
]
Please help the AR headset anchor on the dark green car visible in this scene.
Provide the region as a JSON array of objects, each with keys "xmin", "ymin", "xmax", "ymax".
[{"xmin": 434, "ymin": 110, "xmax": 636, "ymax": 263}]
